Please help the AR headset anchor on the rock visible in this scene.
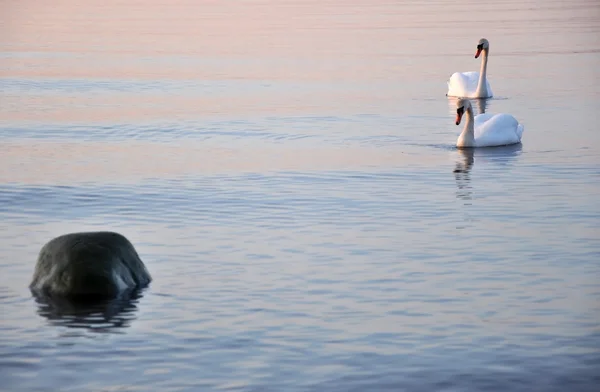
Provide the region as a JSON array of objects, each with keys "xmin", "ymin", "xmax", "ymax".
[{"xmin": 30, "ymin": 232, "xmax": 152, "ymax": 298}]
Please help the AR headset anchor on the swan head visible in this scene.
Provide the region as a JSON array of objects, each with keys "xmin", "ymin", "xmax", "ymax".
[
  {"xmin": 455, "ymin": 99, "xmax": 472, "ymax": 125},
  {"xmin": 475, "ymin": 38, "xmax": 489, "ymax": 58}
]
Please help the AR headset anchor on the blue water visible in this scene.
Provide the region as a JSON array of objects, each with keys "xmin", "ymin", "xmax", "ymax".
[{"xmin": 1, "ymin": 0, "xmax": 599, "ymax": 390}]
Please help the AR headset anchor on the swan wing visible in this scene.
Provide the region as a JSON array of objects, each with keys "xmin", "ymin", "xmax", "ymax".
[
  {"xmin": 447, "ymin": 72, "xmax": 480, "ymax": 97},
  {"xmin": 474, "ymin": 113, "xmax": 522, "ymax": 147},
  {"xmin": 515, "ymin": 123, "xmax": 525, "ymax": 139}
]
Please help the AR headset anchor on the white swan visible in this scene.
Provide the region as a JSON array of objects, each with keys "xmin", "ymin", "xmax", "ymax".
[
  {"xmin": 447, "ymin": 38, "xmax": 493, "ymax": 98},
  {"xmin": 454, "ymin": 99, "xmax": 524, "ymax": 148}
]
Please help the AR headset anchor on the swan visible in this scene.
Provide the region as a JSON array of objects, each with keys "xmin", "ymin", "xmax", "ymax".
[
  {"xmin": 454, "ymin": 99, "xmax": 524, "ymax": 148},
  {"xmin": 447, "ymin": 38, "xmax": 493, "ymax": 98}
]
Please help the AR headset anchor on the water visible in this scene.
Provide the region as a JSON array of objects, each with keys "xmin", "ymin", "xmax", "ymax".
[{"xmin": 1, "ymin": 0, "xmax": 599, "ymax": 390}]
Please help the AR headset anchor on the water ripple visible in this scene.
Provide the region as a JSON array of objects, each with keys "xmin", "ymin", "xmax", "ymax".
[{"xmin": 2, "ymin": 0, "xmax": 600, "ymax": 390}]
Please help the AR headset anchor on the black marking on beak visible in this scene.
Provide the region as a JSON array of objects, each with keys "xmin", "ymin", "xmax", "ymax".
[
  {"xmin": 455, "ymin": 106, "xmax": 464, "ymax": 125},
  {"xmin": 475, "ymin": 43, "xmax": 484, "ymax": 58}
]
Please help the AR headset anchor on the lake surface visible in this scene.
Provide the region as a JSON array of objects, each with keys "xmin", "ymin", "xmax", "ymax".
[{"xmin": 1, "ymin": 0, "xmax": 599, "ymax": 390}]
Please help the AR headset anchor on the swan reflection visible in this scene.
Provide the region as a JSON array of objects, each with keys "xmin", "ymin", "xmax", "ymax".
[
  {"xmin": 453, "ymin": 144, "xmax": 522, "ymax": 203},
  {"xmin": 454, "ymin": 148, "xmax": 475, "ymax": 202},
  {"xmin": 473, "ymin": 98, "xmax": 488, "ymax": 114},
  {"xmin": 447, "ymin": 96, "xmax": 489, "ymax": 115},
  {"xmin": 33, "ymin": 289, "xmax": 147, "ymax": 333}
]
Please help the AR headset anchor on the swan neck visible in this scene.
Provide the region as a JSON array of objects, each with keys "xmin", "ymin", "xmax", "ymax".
[
  {"xmin": 477, "ymin": 49, "xmax": 489, "ymax": 96},
  {"xmin": 460, "ymin": 106, "xmax": 476, "ymax": 146}
]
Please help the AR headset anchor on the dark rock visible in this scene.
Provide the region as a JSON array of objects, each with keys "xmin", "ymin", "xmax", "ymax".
[{"xmin": 30, "ymin": 231, "xmax": 151, "ymax": 298}]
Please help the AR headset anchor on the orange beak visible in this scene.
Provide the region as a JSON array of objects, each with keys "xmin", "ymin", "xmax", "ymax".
[
  {"xmin": 475, "ymin": 47, "xmax": 483, "ymax": 58},
  {"xmin": 455, "ymin": 112, "xmax": 463, "ymax": 125}
]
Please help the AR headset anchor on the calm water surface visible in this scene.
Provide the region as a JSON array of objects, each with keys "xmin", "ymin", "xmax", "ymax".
[{"xmin": 1, "ymin": 0, "xmax": 599, "ymax": 391}]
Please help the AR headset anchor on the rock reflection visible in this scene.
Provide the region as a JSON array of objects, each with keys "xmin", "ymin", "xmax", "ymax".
[{"xmin": 32, "ymin": 289, "xmax": 146, "ymax": 333}]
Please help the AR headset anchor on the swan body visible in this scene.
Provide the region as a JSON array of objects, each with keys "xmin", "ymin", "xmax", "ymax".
[
  {"xmin": 447, "ymin": 38, "xmax": 493, "ymax": 98},
  {"xmin": 454, "ymin": 99, "xmax": 524, "ymax": 148}
]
